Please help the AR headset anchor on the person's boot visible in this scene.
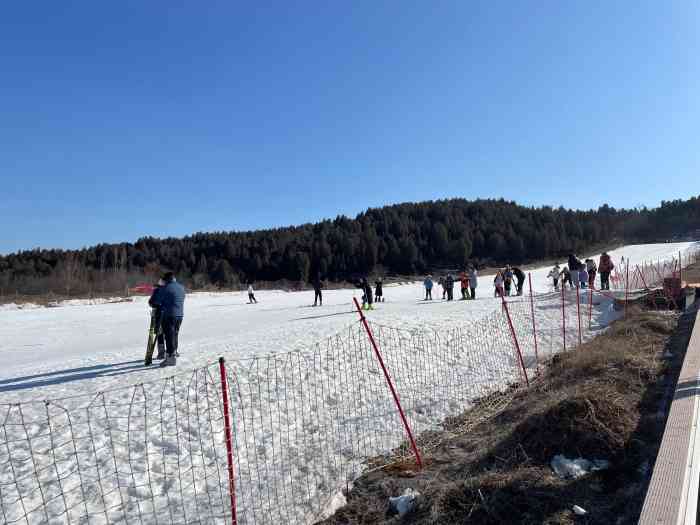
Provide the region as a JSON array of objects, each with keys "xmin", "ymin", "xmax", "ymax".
[{"xmin": 160, "ymin": 355, "xmax": 176, "ymax": 367}]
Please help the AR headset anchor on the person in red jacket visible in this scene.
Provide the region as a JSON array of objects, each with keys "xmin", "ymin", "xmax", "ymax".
[{"xmin": 598, "ymin": 252, "xmax": 614, "ymax": 290}]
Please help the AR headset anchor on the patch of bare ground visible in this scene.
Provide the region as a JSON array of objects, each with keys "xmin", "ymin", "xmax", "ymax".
[{"xmin": 316, "ymin": 305, "xmax": 697, "ymax": 525}]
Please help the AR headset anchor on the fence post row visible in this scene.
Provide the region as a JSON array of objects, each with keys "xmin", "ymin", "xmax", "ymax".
[
  {"xmin": 218, "ymin": 357, "xmax": 238, "ymax": 525},
  {"xmin": 498, "ymin": 290, "xmax": 530, "ymax": 387},
  {"xmin": 527, "ymin": 273, "xmax": 540, "ymax": 373},
  {"xmin": 352, "ymin": 297, "xmax": 423, "ymax": 468}
]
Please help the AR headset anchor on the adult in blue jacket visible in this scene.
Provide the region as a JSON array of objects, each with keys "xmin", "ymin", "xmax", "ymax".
[{"xmin": 152, "ymin": 272, "xmax": 185, "ymax": 367}]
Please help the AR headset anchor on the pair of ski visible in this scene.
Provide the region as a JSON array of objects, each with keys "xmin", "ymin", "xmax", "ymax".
[{"xmin": 144, "ymin": 308, "xmax": 165, "ymax": 366}]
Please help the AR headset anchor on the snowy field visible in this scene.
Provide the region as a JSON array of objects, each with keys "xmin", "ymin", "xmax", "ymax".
[
  {"xmin": 0, "ymin": 241, "xmax": 696, "ymax": 525},
  {"xmin": 0, "ymin": 241, "xmax": 694, "ymax": 403}
]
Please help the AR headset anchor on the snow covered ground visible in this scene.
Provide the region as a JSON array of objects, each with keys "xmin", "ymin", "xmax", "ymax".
[{"xmin": 0, "ymin": 241, "xmax": 696, "ymax": 524}]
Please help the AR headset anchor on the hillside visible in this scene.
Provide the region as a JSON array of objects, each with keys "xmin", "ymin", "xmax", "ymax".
[{"xmin": 1, "ymin": 196, "xmax": 699, "ymax": 296}]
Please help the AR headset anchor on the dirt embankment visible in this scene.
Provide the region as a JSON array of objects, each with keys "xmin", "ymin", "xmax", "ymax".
[{"xmin": 317, "ymin": 306, "xmax": 697, "ymax": 524}]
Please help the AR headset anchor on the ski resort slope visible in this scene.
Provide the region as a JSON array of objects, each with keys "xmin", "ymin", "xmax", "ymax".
[{"xmin": 0, "ymin": 241, "xmax": 694, "ymax": 404}]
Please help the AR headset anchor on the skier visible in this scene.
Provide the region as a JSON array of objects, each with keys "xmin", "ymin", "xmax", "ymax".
[
  {"xmin": 460, "ymin": 271, "xmax": 470, "ymax": 300},
  {"xmin": 503, "ymin": 266, "xmax": 514, "ymax": 296},
  {"xmin": 567, "ymin": 254, "xmax": 583, "ymax": 289},
  {"xmin": 152, "ymin": 272, "xmax": 185, "ymax": 368},
  {"xmin": 445, "ymin": 274, "xmax": 455, "ymax": 301},
  {"xmin": 374, "ymin": 277, "xmax": 384, "ymax": 303},
  {"xmin": 562, "ymin": 267, "xmax": 572, "ymax": 289},
  {"xmin": 494, "ymin": 270, "xmax": 505, "ymax": 297},
  {"xmin": 424, "ymin": 275, "xmax": 433, "ymax": 300},
  {"xmin": 578, "ymin": 266, "xmax": 589, "ymax": 289},
  {"xmin": 147, "ymin": 280, "xmax": 166, "ymax": 360},
  {"xmin": 512, "ymin": 267, "xmax": 526, "ymax": 296},
  {"xmin": 467, "ymin": 265, "xmax": 478, "ymax": 299},
  {"xmin": 247, "ymin": 282, "xmax": 258, "ymax": 304},
  {"xmin": 598, "ymin": 252, "xmax": 614, "ymax": 290},
  {"xmin": 548, "ymin": 264, "xmax": 561, "ymax": 290},
  {"xmin": 585, "ymin": 259, "xmax": 598, "ymax": 289},
  {"xmin": 438, "ymin": 276, "xmax": 446, "ymax": 300},
  {"xmin": 312, "ymin": 274, "xmax": 323, "ymax": 306}
]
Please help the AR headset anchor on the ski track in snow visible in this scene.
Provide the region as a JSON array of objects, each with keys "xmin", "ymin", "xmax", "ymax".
[{"xmin": 0, "ymin": 241, "xmax": 696, "ymax": 524}]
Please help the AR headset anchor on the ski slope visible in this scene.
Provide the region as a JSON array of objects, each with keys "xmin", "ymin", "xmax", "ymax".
[{"xmin": 0, "ymin": 241, "xmax": 694, "ymax": 404}]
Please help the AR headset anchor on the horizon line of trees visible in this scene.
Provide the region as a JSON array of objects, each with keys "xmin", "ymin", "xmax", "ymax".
[{"xmin": 2, "ymin": 196, "xmax": 699, "ymax": 297}]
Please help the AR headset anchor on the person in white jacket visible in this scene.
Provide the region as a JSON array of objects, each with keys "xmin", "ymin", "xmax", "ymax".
[
  {"xmin": 548, "ymin": 264, "xmax": 561, "ymax": 290},
  {"xmin": 247, "ymin": 283, "xmax": 258, "ymax": 304},
  {"xmin": 468, "ymin": 266, "xmax": 478, "ymax": 299}
]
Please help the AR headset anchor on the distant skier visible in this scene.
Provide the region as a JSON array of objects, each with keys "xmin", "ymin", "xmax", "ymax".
[
  {"xmin": 312, "ymin": 274, "xmax": 323, "ymax": 306},
  {"xmin": 374, "ymin": 277, "xmax": 384, "ymax": 303},
  {"xmin": 151, "ymin": 272, "xmax": 185, "ymax": 368},
  {"xmin": 358, "ymin": 278, "xmax": 374, "ymax": 310},
  {"xmin": 503, "ymin": 266, "xmax": 514, "ymax": 296},
  {"xmin": 438, "ymin": 276, "xmax": 446, "ymax": 300},
  {"xmin": 548, "ymin": 264, "xmax": 561, "ymax": 290},
  {"xmin": 494, "ymin": 270, "xmax": 505, "ymax": 297},
  {"xmin": 598, "ymin": 252, "xmax": 614, "ymax": 290},
  {"xmin": 445, "ymin": 274, "xmax": 455, "ymax": 301},
  {"xmin": 247, "ymin": 283, "xmax": 258, "ymax": 304},
  {"xmin": 562, "ymin": 267, "xmax": 573, "ymax": 289},
  {"xmin": 424, "ymin": 275, "xmax": 433, "ymax": 300},
  {"xmin": 512, "ymin": 267, "xmax": 526, "ymax": 296},
  {"xmin": 460, "ymin": 271, "xmax": 470, "ymax": 300},
  {"xmin": 147, "ymin": 280, "xmax": 166, "ymax": 360},
  {"xmin": 467, "ymin": 265, "xmax": 478, "ymax": 299}
]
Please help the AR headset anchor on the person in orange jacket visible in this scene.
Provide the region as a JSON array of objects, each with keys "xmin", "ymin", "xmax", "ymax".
[{"xmin": 460, "ymin": 271, "xmax": 470, "ymax": 300}]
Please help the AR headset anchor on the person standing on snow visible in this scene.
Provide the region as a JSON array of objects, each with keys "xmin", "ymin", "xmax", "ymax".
[
  {"xmin": 512, "ymin": 267, "xmax": 526, "ymax": 296},
  {"xmin": 312, "ymin": 274, "xmax": 323, "ymax": 306},
  {"xmin": 460, "ymin": 271, "xmax": 470, "ymax": 300},
  {"xmin": 148, "ymin": 280, "xmax": 166, "ymax": 359},
  {"xmin": 503, "ymin": 266, "xmax": 514, "ymax": 296},
  {"xmin": 468, "ymin": 265, "xmax": 478, "ymax": 299},
  {"xmin": 586, "ymin": 259, "xmax": 597, "ymax": 289},
  {"xmin": 358, "ymin": 277, "xmax": 374, "ymax": 310},
  {"xmin": 445, "ymin": 274, "xmax": 455, "ymax": 301},
  {"xmin": 548, "ymin": 264, "xmax": 561, "ymax": 290},
  {"xmin": 247, "ymin": 282, "xmax": 258, "ymax": 303},
  {"xmin": 598, "ymin": 252, "xmax": 614, "ymax": 290},
  {"xmin": 374, "ymin": 277, "xmax": 384, "ymax": 303},
  {"xmin": 578, "ymin": 266, "xmax": 589, "ymax": 288},
  {"xmin": 152, "ymin": 272, "xmax": 185, "ymax": 367},
  {"xmin": 438, "ymin": 276, "xmax": 446, "ymax": 300},
  {"xmin": 567, "ymin": 254, "xmax": 583, "ymax": 289},
  {"xmin": 494, "ymin": 270, "xmax": 505, "ymax": 297},
  {"xmin": 424, "ymin": 275, "xmax": 433, "ymax": 300}
]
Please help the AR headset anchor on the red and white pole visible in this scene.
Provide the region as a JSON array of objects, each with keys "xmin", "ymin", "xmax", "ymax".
[{"xmin": 218, "ymin": 357, "xmax": 238, "ymax": 525}]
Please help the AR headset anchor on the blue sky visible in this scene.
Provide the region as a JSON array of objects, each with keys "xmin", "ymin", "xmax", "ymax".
[{"xmin": 1, "ymin": 1, "xmax": 699, "ymax": 254}]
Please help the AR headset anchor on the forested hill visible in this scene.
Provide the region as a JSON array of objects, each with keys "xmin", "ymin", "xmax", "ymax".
[{"xmin": 2, "ymin": 197, "xmax": 699, "ymax": 295}]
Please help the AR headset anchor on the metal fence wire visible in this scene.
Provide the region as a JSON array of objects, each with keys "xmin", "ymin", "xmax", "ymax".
[{"xmin": 1, "ymin": 247, "xmax": 698, "ymax": 525}]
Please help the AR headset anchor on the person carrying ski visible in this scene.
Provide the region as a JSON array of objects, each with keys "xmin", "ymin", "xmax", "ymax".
[
  {"xmin": 548, "ymin": 264, "xmax": 561, "ymax": 290},
  {"xmin": 503, "ymin": 266, "xmax": 514, "ymax": 296},
  {"xmin": 460, "ymin": 271, "xmax": 470, "ymax": 300},
  {"xmin": 445, "ymin": 274, "xmax": 455, "ymax": 301},
  {"xmin": 598, "ymin": 252, "xmax": 614, "ymax": 290},
  {"xmin": 247, "ymin": 282, "xmax": 258, "ymax": 303},
  {"xmin": 424, "ymin": 275, "xmax": 433, "ymax": 300},
  {"xmin": 494, "ymin": 270, "xmax": 505, "ymax": 297},
  {"xmin": 468, "ymin": 265, "xmax": 478, "ymax": 299},
  {"xmin": 312, "ymin": 274, "xmax": 323, "ymax": 306},
  {"xmin": 148, "ymin": 280, "xmax": 166, "ymax": 360},
  {"xmin": 151, "ymin": 272, "xmax": 185, "ymax": 367},
  {"xmin": 374, "ymin": 277, "xmax": 384, "ymax": 303},
  {"xmin": 586, "ymin": 258, "xmax": 597, "ymax": 289},
  {"xmin": 512, "ymin": 267, "xmax": 526, "ymax": 296}
]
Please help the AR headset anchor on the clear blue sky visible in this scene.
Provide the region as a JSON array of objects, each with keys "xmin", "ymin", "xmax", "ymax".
[{"xmin": 2, "ymin": 2, "xmax": 699, "ymax": 254}]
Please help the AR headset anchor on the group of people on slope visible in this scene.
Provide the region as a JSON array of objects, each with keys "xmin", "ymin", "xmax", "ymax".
[
  {"xmin": 148, "ymin": 272, "xmax": 186, "ymax": 367},
  {"xmin": 493, "ymin": 265, "xmax": 526, "ymax": 297},
  {"xmin": 355, "ymin": 277, "xmax": 384, "ymax": 310},
  {"xmin": 547, "ymin": 252, "xmax": 615, "ymax": 291},
  {"xmin": 424, "ymin": 266, "xmax": 478, "ymax": 301}
]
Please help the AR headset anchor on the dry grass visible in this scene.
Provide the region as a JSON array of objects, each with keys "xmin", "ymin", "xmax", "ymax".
[{"xmin": 317, "ymin": 306, "xmax": 695, "ymax": 525}]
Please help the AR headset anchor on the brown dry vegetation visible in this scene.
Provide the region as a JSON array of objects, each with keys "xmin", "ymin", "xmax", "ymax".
[{"xmin": 317, "ymin": 305, "xmax": 697, "ymax": 525}]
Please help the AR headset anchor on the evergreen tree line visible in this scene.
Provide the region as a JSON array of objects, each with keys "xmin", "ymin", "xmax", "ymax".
[{"xmin": 2, "ymin": 197, "xmax": 699, "ymax": 297}]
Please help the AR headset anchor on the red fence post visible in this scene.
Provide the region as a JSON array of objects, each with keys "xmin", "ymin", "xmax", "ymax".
[
  {"xmin": 575, "ymin": 283, "xmax": 582, "ymax": 346},
  {"xmin": 561, "ymin": 282, "xmax": 566, "ymax": 352},
  {"xmin": 498, "ymin": 290, "xmax": 530, "ymax": 387},
  {"xmin": 635, "ymin": 264, "xmax": 650, "ymax": 290},
  {"xmin": 352, "ymin": 297, "xmax": 423, "ymax": 468},
  {"xmin": 527, "ymin": 273, "xmax": 540, "ymax": 372},
  {"xmin": 218, "ymin": 357, "xmax": 238, "ymax": 525}
]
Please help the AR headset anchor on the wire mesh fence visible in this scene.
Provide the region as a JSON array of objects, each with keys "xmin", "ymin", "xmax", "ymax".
[{"xmin": 2, "ymin": 247, "xmax": 699, "ymax": 524}]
